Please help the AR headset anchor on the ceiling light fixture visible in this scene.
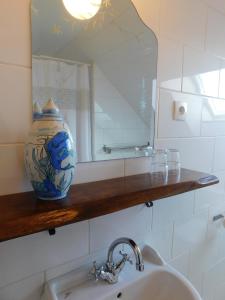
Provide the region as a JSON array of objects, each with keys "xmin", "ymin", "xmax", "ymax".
[{"xmin": 62, "ymin": 0, "xmax": 102, "ymax": 20}]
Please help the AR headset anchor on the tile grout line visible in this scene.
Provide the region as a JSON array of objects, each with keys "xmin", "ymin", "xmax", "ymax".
[
  {"xmin": 170, "ymin": 221, "xmax": 175, "ymax": 260},
  {"xmin": 181, "ymin": 44, "xmax": 185, "ymax": 92},
  {"xmin": 0, "ymin": 61, "xmax": 31, "ymax": 70},
  {"xmin": 159, "ymin": 86, "xmax": 224, "ymax": 101},
  {"xmin": 0, "ymin": 143, "xmax": 25, "ymax": 147}
]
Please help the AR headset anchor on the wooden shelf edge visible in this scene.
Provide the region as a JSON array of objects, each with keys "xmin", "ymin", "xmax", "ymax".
[{"xmin": 0, "ymin": 168, "xmax": 219, "ymax": 242}]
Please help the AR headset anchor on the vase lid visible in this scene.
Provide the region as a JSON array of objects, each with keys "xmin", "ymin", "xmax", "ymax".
[
  {"xmin": 42, "ymin": 99, "xmax": 62, "ymax": 119},
  {"xmin": 33, "ymin": 102, "xmax": 42, "ymax": 120}
]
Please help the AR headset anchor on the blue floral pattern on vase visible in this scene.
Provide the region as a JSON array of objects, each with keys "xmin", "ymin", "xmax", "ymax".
[
  {"xmin": 29, "ymin": 131, "xmax": 75, "ymax": 200},
  {"xmin": 46, "ymin": 132, "xmax": 74, "ymax": 171}
]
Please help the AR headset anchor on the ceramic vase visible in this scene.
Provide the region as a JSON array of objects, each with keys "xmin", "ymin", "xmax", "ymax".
[{"xmin": 24, "ymin": 99, "xmax": 75, "ymax": 200}]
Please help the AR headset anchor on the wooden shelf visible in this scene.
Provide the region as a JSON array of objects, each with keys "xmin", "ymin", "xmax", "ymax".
[{"xmin": 0, "ymin": 168, "xmax": 218, "ymax": 242}]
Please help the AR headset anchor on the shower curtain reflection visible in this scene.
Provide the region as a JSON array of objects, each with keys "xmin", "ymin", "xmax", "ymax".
[{"xmin": 32, "ymin": 57, "xmax": 92, "ymax": 162}]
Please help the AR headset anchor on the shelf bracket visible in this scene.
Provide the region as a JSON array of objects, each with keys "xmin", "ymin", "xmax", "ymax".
[
  {"xmin": 145, "ymin": 201, "xmax": 153, "ymax": 208},
  {"xmin": 48, "ymin": 228, "xmax": 56, "ymax": 236}
]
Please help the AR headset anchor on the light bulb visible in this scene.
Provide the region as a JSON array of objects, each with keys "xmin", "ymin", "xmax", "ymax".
[{"xmin": 62, "ymin": 0, "xmax": 102, "ymax": 20}]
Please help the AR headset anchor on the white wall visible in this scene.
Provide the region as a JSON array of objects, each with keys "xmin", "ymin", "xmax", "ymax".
[{"xmin": 1, "ymin": 0, "xmax": 225, "ymax": 299}]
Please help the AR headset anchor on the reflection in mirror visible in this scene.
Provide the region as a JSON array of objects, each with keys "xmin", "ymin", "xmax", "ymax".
[{"xmin": 32, "ymin": 0, "xmax": 158, "ymax": 162}]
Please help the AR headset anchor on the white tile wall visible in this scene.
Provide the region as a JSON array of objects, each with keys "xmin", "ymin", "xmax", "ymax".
[
  {"xmin": 202, "ymin": 258, "xmax": 225, "ymax": 300},
  {"xmin": 0, "ymin": 272, "xmax": 44, "ymax": 300},
  {"xmin": 204, "ymin": 0, "xmax": 225, "ymax": 14},
  {"xmin": 147, "ymin": 223, "xmax": 174, "ymax": 261},
  {"xmin": 159, "ymin": 0, "xmax": 207, "ymax": 49},
  {"xmin": 156, "ymin": 137, "xmax": 215, "ymax": 173},
  {"xmin": 182, "ymin": 47, "xmax": 221, "ymax": 97},
  {"xmin": 0, "ymin": 222, "xmax": 89, "ymax": 288},
  {"xmin": 206, "ymin": 8, "xmax": 225, "ymax": 58},
  {"xmin": 1, "ymin": 0, "xmax": 225, "ymax": 299},
  {"xmin": 195, "ymin": 170, "xmax": 225, "ymax": 213},
  {"xmin": 0, "ymin": 0, "xmax": 31, "ymax": 67},
  {"xmin": 213, "ymin": 137, "xmax": 225, "ymax": 172},
  {"xmin": 89, "ymin": 205, "xmax": 151, "ymax": 252},
  {"xmin": 219, "ymin": 60, "xmax": 225, "ymax": 98},
  {"xmin": 74, "ymin": 160, "xmax": 124, "ymax": 184},
  {"xmin": 0, "ymin": 64, "xmax": 32, "ymax": 144},
  {"xmin": 169, "ymin": 251, "xmax": 190, "ymax": 278},
  {"xmin": 152, "ymin": 192, "xmax": 195, "ymax": 231},
  {"xmin": 0, "ymin": 144, "xmax": 31, "ymax": 195},
  {"xmin": 201, "ymin": 98, "xmax": 225, "ymax": 137},
  {"xmin": 158, "ymin": 89, "xmax": 203, "ymax": 138},
  {"xmin": 124, "ymin": 156, "xmax": 151, "ymax": 176},
  {"xmin": 173, "ymin": 210, "xmax": 209, "ymax": 257},
  {"xmin": 157, "ymin": 36, "xmax": 183, "ymax": 91}
]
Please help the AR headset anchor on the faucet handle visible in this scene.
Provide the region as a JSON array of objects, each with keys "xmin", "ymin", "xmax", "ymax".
[
  {"xmin": 119, "ymin": 251, "xmax": 133, "ymax": 265},
  {"xmin": 127, "ymin": 257, "xmax": 133, "ymax": 265},
  {"xmin": 89, "ymin": 261, "xmax": 100, "ymax": 281},
  {"xmin": 90, "ymin": 261, "xmax": 98, "ymax": 271}
]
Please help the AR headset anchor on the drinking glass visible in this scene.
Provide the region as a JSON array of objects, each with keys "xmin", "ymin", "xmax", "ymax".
[
  {"xmin": 150, "ymin": 149, "xmax": 168, "ymax": 180},
  {"xmin": 166, "ymin": 149, "xmax": 181, "ymax": 177}
]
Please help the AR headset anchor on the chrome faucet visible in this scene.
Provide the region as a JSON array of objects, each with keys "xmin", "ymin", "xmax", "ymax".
[{"xmin": 90, "ymin": 237, "xmax": 144, "ymax": 284}]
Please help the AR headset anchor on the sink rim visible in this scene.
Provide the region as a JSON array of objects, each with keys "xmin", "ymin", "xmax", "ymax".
[{"xmin": 43, "ymin": 245, "xmax": 202, "ymax": 300}]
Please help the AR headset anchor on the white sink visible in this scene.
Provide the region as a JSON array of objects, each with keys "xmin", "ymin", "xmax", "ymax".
[
  {"xmin": 43, "ymin": 245, "xmax": 202, "ymax": 300},
  {"xmin": 103, "ymin": 269, "xmax": 200, "ymax": 300}
]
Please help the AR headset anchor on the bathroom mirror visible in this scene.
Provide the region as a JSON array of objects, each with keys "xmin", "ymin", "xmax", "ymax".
[{"xmin": 31, "ymin": 0, "xmax": 158, "ymax": 162}]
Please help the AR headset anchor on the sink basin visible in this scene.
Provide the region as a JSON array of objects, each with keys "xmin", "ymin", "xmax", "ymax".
[
  {"xmin": 43, "ymin": 245, "xmax": 202, "ymax": 300},
  {"xmin": 103, "ymin": 270, "xmax": 200, "ymax": 300}
]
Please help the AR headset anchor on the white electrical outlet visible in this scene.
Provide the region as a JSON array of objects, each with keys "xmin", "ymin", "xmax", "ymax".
[{"xmin": 173, "ymin": 101, "xmax": 188, "ymax": 121}]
